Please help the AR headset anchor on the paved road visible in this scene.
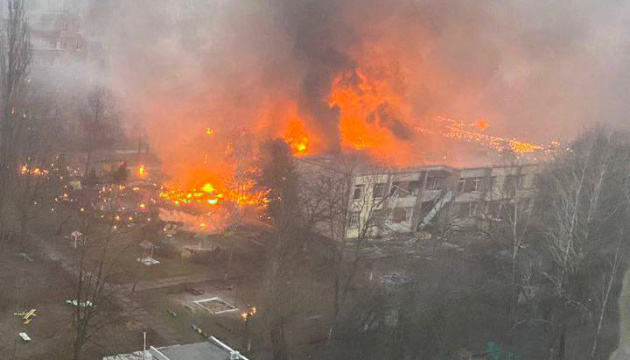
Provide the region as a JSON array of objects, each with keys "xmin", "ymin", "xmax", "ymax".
[{"xmin": 114, "ymin": 272, "xmax": 234, "ymax": 293}]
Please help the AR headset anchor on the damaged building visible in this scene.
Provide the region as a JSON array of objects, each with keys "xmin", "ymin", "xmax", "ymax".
[{"xmin": 297, "ymin": 156, "xmax": 541, "ymax": 241}]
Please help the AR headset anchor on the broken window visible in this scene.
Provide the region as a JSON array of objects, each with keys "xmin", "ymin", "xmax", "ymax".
[
  {"xmin": 373, "ymin": 183, "xmax": 387, "ymax": 199},
  {"xmin": 392, "ymin": 208, "xmax": 407, "ymax": 223},
  {"xmin": 426, "ymin": 177, "xmax": 444, "ymax": 190},
  {"xmin": 353, "ymin": 184, "xmax": 364, "ymax": 200},
  {"xmin": 408, "ymin": 181, "xmax": 421, "ymax": 195}
]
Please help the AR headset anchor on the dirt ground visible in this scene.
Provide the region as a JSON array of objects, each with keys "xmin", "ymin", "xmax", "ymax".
[
  {"xmin": 0, "ymin": 242, "xmax": 146, "ymax": 359},
  {"xmin": 19, "ymin": 201, "xmax": 343, "ymax": 359}
]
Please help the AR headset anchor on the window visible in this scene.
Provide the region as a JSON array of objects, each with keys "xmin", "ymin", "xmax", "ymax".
[
  {"xmin": 504, "ymin": 175, "xmax": 524, "ymax": 193},
  {"xmin": 392, "ymin": 208, "xmax": 413, "ymax": 223},
  {"xmin": 457, "ymin": 202, "xmax": 479, "ymax": 218},
  {"xmin": 349, "ymin": 212, "xmax": 360, "ymax": 227},
  {"xmin": 60, "ymin": 41, "xmax": 67, "ymax": 49},
  {"xmin": 486, "ymin": 201, "xmax": 500, "ymax": 218},
  {"xmin": 426, "ymin": 177, "xmax": 443, "ymax": 190},
  {"xmin": 517, "ymin": 198, "xmax": 531, "ymax": 214},
  {"xmin": 392, "ymin": 208, "xmax": 406, "ymax": 223},
  {"xmin": 408, "ymin": 181, "xmax": 421, "ymax": 195},
  {"xmin": 372, "ymin": 183, "xmax": 386, "ymax": 199},
  {"xmin": 457, "ymin": 178, "xmax": 465, "ymax": 193},
  {"xmin": 62, "ymin": 22, "xmax": 69, "ymax": 32},
  {"xmin": 466, "ymin": 177, "xmax": 481, "ymax": 192},
  {"xmin": 353, "ymin": 185, "xmax": 364, "ymax": 200},
  {"xmin": 372, "ymin": 209, "xmax": 385, "ymax": 224},
  {"xmin": 48, "ymin": 40, "xmax": 57, "ymax": 49},
  {"xmin": 485, "ymin": 176, "xmax": 496, "ymax": 191},
  {"xmin": 75, "ymin": 41, "xmax": 82, "ymax": 51}
]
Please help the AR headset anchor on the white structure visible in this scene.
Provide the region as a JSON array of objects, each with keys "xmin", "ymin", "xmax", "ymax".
[
  {"xmin": 103, "ymin": 337, "xmax": 251, "ymax": 360},
  {"xmin": 297, "ymin": 156, "xmax": 542, "ymax": 240}
]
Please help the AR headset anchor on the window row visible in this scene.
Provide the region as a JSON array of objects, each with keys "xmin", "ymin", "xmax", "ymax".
[
  {"xmin": 31, "ymin": 38, "xmax": 82, "ymax": 51},
  {"xmin": 352, "ymin": 176, "xmax": 448, "ymax": 200}
]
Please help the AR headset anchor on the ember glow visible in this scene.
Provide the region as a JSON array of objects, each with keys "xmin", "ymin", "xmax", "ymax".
[
  {"xmin": 415, "ymin": 117, "xmax": 550, "ymax": 156},
  {"xmin": 20, "ymin": 165, "xmax": 49, "ymax": 177},
  {"xmin": 284, "ymin": 120, "xmax": 311, "ymax": 156},
  {"xmin": 159, "ymin": 185, "xmax": 225, "ymax": 207},
  {"xmin": 137, "ymin": 164, "xmax": 147, "ymax": 178}
]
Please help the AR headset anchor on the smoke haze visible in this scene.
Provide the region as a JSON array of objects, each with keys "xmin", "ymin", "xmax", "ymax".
[{"xmin": 96, "ymin": 0, "xmax": 630, "ymax": 178}]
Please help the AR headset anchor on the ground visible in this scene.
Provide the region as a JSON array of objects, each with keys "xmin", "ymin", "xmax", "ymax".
[
  {"xmin": 4, "ymin": 195, "xmax": 497, "ymax": 360},
  {"xmin": 16, "ymin": 201, "xmax": 280, "ymax": 358},
  {"xmin": 0, "ymin": 241, "xmax": 143, "ymax": 359}
]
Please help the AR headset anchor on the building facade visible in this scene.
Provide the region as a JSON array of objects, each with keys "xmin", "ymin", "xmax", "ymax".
[{"xmin": 298, "ymin": 156, "xmax": 542, "ymax": 241}]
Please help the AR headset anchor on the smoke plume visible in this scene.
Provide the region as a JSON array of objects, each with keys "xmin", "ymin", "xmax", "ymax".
[{"xmin": 95, "ymin": 0, "xmax": 630, "ymax": 179}]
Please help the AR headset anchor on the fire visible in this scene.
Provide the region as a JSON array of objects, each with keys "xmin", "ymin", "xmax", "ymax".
[
  {"xmin": 137, "ymin": 164, "xmax": 147, "ymax": 178},
  {"xmin": 330, "ymin": 68, "xmax": 407, "ymax": 151},
  {"xmin": 284, "ymin": 120, "xmax": 310, "ymax": 155},
  {"xmin": 159, "ymin": 185, "xmax": 225, "ymax": 207},
  {"xmin": 328, "ymin": 66, "xmax": 417, "ymax": 166},
  {"xmin": 202, "ymin": 183, "xmax": 215, "ymax": 193},
  {"xmin": 473, "ymin": 120, "xmax": 489, "ymax": 131},
  {"xmin": 415, "ymin": 117, "xmax": 548, "ymax": 156},
  {"xmin": 159, "ymin": 179, "xmax": 265, "ymax": 209},
  {"xmin": 20, "ymin": 164, "xmax": 48, "ymax": 176}
]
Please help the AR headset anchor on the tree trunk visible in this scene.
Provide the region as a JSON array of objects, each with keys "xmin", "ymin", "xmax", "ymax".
[
  {"xmin": 557, "ymin": 325, "xmax": 566, "ymax": 359},
  {"xmin": 270, "ymin": 322, "xmax": 288, "ymax": 360},
  {"xmin": 19, "ymin": 214, "xmax": 27, "ymax": 246},
  {"xmin": 84, "ymin": 151, "xmax": 92, "ymax": 178}
]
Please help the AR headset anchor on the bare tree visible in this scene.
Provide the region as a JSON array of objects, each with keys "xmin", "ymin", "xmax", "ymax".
[
  {"xmin": 68, "ymin": 208, "xmax": 139, "ymax": 360},
  {"xmin": 296, "ymin": 156, "xmax": 399, "ymax": 342},
  {"xmin": 80, "ymin": 87, "xmax": 116, "ymax": 177},
  {"xmin": 0, "ymin": 0, "xmax": 30, "ymax": 238},
  {"xmin": 481, "ymin": 161, "xmax": 537, "ymax": 332},
  {"xmin": 536, "ymin": 127, "xmax": 630, "ymax": 359}
]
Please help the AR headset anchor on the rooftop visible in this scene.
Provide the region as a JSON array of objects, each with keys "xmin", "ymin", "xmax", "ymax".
[{"xmin": 103, "ymin": 338, "xmax": 250, "ymax": 360}]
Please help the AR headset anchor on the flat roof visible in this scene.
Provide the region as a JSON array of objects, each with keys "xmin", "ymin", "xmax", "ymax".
[
  {"xmin": 155, "ymin": 342, "xmax": 228, "ymax": 360},
  {"xmin": 103, "ymin": 339, "xmax": 250, "ymax": 360}
]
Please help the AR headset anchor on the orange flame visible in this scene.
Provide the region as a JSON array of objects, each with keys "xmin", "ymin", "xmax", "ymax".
[
  {"xmin": 137, "ymin": 164, "xmax": 147, "ymax": 178},
  {"xmin": 284, "ymin": 120, "xmax": 310, "ymax": 156}
]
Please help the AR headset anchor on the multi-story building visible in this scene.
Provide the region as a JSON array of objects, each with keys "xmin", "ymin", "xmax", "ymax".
[
  {"xmin": 0, "ymin": 0, "xmax": 111, "ymax": 132},
  {"xmin": 298, "ymin": 156, "xmax": 542, "ymax": 241}
]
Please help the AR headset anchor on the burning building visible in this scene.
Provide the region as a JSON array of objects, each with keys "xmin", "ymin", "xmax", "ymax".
[{"xmin": 90, "ymin": 0, "xmax": 629, "ymax": 237}]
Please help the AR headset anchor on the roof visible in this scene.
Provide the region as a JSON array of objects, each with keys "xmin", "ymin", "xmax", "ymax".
[
  {"xmin": 297, "ymin": 155, "xmax": 456, "ymax": 176},
  {"xmin": 103, "ymin": 338, "xmax": 250, "ymax": 360},
  {"xmin": 156, "ymin": 342, "xmax": 228, "ymax": 360}
]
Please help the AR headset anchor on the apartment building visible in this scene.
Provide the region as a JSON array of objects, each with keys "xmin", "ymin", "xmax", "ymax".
[{"xmin": 297, "ymin": 156, "xmax": 542, "ymax": 240}]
